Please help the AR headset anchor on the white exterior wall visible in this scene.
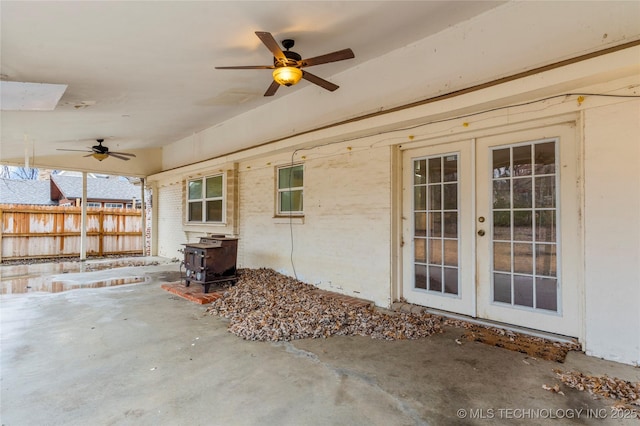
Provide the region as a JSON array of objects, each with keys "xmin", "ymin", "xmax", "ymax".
[
  {"xmin": 150, "ymin": 51, "xmax": 640, "ymax": 365},
  {"xmin": 238, "ymin": 144, "xmax": 392, "ymax": 306},
  {"xmin": 583, "ymin": 100, "xmax": 640, "ymax": 365},
  {"xmin": 156, "ymin": 180, "xmax": 187, "ymax": 260},
  {"xmin": 155, "ymin": 165, "xmax": 239, "ymax": 259}
]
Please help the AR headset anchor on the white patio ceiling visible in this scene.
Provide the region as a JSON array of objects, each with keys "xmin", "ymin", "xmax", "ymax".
[{"xmin": 1, "ymin": 1, "xmax": 638, "ymax": 176}]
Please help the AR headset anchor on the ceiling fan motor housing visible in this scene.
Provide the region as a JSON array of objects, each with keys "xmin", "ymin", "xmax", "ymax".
[
  {"xmin": 92, "ymin": 139, "xmax": 109, "ymax": 153},
  {"xmin": 274, "ymin": 50, "xmax": 302, "ymax": 68}
]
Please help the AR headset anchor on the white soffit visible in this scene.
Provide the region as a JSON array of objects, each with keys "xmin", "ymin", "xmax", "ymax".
[{"xmin": 0, "ymin": 81, "xmax": 68, "ymax": 111}]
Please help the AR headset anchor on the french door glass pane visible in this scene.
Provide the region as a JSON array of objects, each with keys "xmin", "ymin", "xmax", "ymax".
[
  {"xmin": 415, "ymin": 213, "xmax": 427, "ymax": 236},
  {"xmin": 414, "ymin": 238, "xmax": 426, "ymax": 263},
  {"xmin": 513, "ymin": 243, "xmax": 534, "ymax": 274},
  {"xmin": 535, "ymin": 142, "xmax": 556, "ymax": 174},
  {"xmin": 443, "ymin": 184, "xmax": 457, "ymax": 209},
  {"xmin": 490, "ymin": 140, "xmax": 559, "ymax": 311},
  {"xmin": 414, "ymin": 160, "xmax": 427, "ymax": 184},
  {"xmin": 443, "ymin": 212, "xmax": 457, "ymax": 238},
  {"xmin": 413, "ymin": 154, "xmax": 459, "ymax": 296},
  {"xmin": 429, "ymin": 185, "xmax": 441, "ymax": 210},
  {"xmin": 415, "ymin": 265, "xmax": 427, "ymax": 289},
  {"xmin": 493, "ymin": 211, "xmax": 510, "ymax": 239},
  {"xmin": 414, "ymin": 186, "xmax": 426, "ymax": 210},
  {"xmin": 428, "ymin": 213, "xmax": 442, "ymax": 237},
  {"xmin": 428, "ymin": 158, "xmax": 441, "ymax": 183},
  {"xmin": 494, "ymin": 273, "xmax": 511, "ymax": 303},
  {"xmin": 443, "ymin": 156, "xmax": 458, "ymax": 182},
  {"xmin": 429, "ymin": 266, "xmax": 442, "ymax": 291},
  {"xmin": 536, "ymin": 278, "xmax": 558, "ymax": 311},
  {"xmin": 514, "ymin": 275, "xmax": 534, "ymax": 307},
  {"xmin": 535, "ymin": 244, "xmax": 557, "ymax": 276},
  {"xmin": 428, "ymin": 239, "xmax": 442, "ymax": 264},
  {"xmin": 512, "ymin": 145, "xmax": 532, "ymax": 176},
  {"xmin": 493, "ymin": 180, "xmax": 510, "ymax": 208},
  {"xmin": 444, "ymin": 268, "xmax": 458, "ymax": 294},
  {"xmin": 444, "ymin": 240, "xmax": 458, "ymax": 266},
  {"xmin": 535, "ymin": 177, "xmax": 556, "ymax": 208},
  {"xmin": 513, "ymin": 178, "xmax": 532, "ymax": 208},
  {"xmin": 492, "ymin": 149, "xmax": 510, "ymax": 177},
  {"xmin": 493, "ymin": 242, "xmax": 511, "ymax": 272},
  {"xmin": 535, "ymin": 211, "xmax": 556, "ymax": 242}
]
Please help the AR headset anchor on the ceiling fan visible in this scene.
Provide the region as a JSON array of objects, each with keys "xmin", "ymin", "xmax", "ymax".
[
  {"xmin": 216, "ymin": 31, "xmax": 355, "ymax": 96},
  {"xmin": 57, "ymin": 139, "xmax": 136, "ymax": 161}
]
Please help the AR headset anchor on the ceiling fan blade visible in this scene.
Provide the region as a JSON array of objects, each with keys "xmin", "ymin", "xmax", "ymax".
[
  {"xmin": 83, "ymin": 153, "xmax": 94, "ymax": 157},
  {"xmin": 255, "ymin": 31, "xmax": 286, "ymax": 61},
  {"xmin": 302, "ymin": 71, "xmax": 339, "ymax": 92},
  {"xmin": 108, "ymin": 153, "xmax": 132, "ymax": 161},
  {"xmin": 300, "ymin": 48, "xmax": 355, "ymax": 68},
  {"xmin": 56, "ymin": 148, "xmax": 92, "ymax": 153},
  {"xmin": 215, "ymin": 65, "xmax": 274, "ymax": 70},
  {"xmin": 109, "ymin": 151, "xmax": 136, "ymax": 157},
  {"xmin": 264, "ymin": 80, "xmax": 280, "ymax": 97}
]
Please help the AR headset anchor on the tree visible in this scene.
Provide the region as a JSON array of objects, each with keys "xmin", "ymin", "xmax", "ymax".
[{"xmin": 0, "ymin": 165, "xmax": 40, "ymax": 179}]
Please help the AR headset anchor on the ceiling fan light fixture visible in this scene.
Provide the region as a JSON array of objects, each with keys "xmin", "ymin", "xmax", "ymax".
[
  {"xmin": 272, "ymin": 66, "xmax": 302, "ymax": 86},
  {"xmin": 92, "ymin": 153, "xmax": 109, "ymax": 161}
]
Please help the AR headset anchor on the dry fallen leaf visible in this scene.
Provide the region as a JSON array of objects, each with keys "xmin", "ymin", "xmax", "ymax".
[
  {"xmin": 554, "ymin": 369, "xmax": 640, "ymax": 406},
  {"xmin": 206, "ymin": 268, "xmax": 442, "ymax": 342}
]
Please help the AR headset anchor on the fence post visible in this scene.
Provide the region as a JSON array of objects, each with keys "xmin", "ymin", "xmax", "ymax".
[
  {"xmin": 99, "ymin": 210, "xmax": 104, "ymax": 256},
  {"xmin": 58, "ymin": 209, "xmax": 64, "ymax": 253}
]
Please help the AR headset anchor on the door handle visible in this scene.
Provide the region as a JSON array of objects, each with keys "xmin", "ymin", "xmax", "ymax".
[{"xmin": 477, "ymin": 229, "xmax": 486, "ymax": 237}]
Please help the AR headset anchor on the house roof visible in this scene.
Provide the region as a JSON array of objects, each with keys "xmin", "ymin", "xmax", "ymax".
[
  {"xmin": 0, "ymin": 178, "xmax": 56, "ymax": 205},
  {"xmin": 50, "ymin": 175, "xmax": 141, "ymax": 202}
]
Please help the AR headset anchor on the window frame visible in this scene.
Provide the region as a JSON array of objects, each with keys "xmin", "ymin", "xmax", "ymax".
[
  {"xmin": 186, "ymin": 173, "xmax": 225, "ymax": 224},
  {"xmin": 104, "ymin": 202, "xmax": 123, "ymax": 208},
  {"xmin": 276, "ymin": 164, "xmax": 304, "ymax": 216}
]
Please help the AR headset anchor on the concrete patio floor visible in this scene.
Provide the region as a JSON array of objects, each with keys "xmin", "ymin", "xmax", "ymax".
[{"xmin": 1, "ymin": 259, "xmax": 638, "ymax": 425}]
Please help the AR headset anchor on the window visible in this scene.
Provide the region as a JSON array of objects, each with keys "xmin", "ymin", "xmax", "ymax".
[
  {"xmin": 187, "ymin": 174, "xmax": 224, "ymax": 222},
  {"xmin": 87, "ymin": 202, "xmax": 101, "ymax": 208},
  {"xmin": 277, "ymin": 164, "xmax": 303, "ymax": 215},
  {"xmin": 104, "ymin": 202, "xmax": 123, "ymax": 208}
]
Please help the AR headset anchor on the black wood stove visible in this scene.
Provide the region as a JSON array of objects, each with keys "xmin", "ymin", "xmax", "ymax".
[{"xmin": 181, "ymin": 235, "xmax": 238, "ymax": 293}]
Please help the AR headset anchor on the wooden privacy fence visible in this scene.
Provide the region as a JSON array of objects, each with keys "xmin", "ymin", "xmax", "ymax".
[{"xmin": 0, "ymin": 204, "xmax": 143, "ymax": 261}]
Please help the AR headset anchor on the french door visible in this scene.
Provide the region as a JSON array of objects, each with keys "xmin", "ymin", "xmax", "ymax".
[
  {"xmin": 402, "ymin": 124, "xmax": 581, "ymax": 336},
  {"xmin": 402, "ymin": 140, "xmax": 475, "ymax": 316}
]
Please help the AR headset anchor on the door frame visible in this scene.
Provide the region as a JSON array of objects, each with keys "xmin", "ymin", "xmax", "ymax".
[
  {"xmin": 396, "ymin": 114, "xmax": 584, "ymax": 338},
  {"xmin": 401, "ymin": 140, "xmax": 476, "ymax": 317},
  {"xmin": 475, "ymin": 123, "xmax": 582, "ymax": 337}
]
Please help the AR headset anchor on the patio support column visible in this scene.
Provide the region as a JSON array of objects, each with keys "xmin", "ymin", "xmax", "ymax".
[
  {"xmin": 150, "ymin": 180, "xmax": 158, "ymax": 256},
  {"xmin": 80, "ymin": 172, "xmax": 87, "ymax": 260},
  {"xmin": 140, "ymin": 177, "xmax": 146, "ymax": 256}
]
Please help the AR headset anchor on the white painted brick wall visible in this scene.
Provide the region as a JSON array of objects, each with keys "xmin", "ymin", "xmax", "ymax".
[
  {"xmin": 583, "ymin": 100, "xmax": 640, "ymax": 366},
  {"xmin": 238, "ymin": 143, "xmax": 392, "ymax": 306},
  {"xmin": 156, "ymin": 166, "xmax": 239, "ymax": 259},
  {"xmin": 157, "ymin": 180, "xmax": 186, "ymax": 259}
]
